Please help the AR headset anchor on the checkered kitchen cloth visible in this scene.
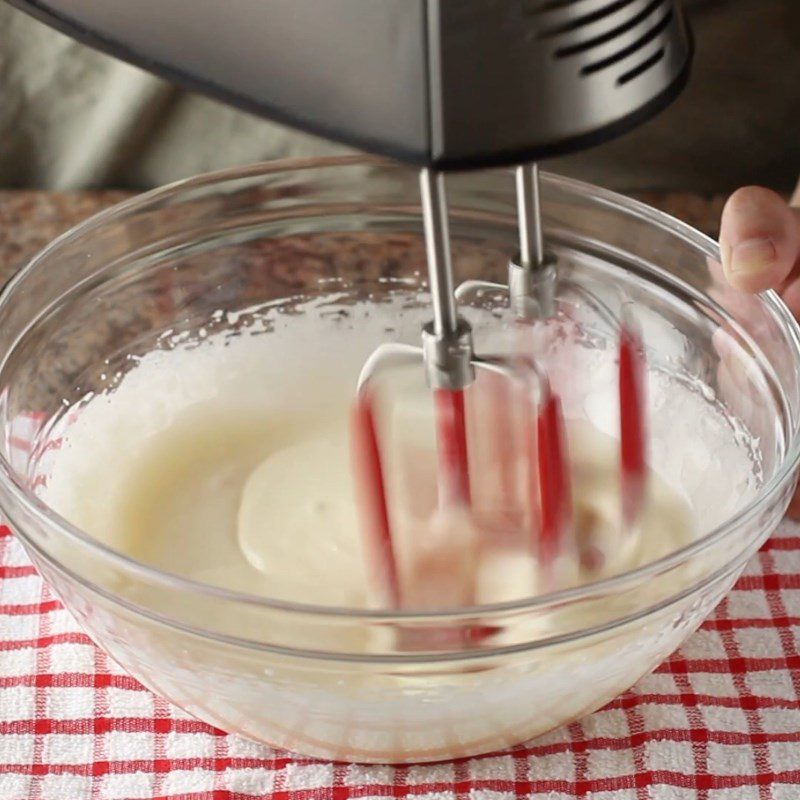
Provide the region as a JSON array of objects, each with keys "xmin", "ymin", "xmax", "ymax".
[
  {"xmin": 0, "ymin": 524, "xmax": 798, "ymax": 800},
  {"xmin": 1, "ymin": 432, "xmax": 799, "ymax": 800}
]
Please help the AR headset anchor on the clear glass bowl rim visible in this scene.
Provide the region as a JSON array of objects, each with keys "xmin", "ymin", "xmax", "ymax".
[{"xmin": 1, "ymin": 154, "xmax": 799, "ymax": 623}]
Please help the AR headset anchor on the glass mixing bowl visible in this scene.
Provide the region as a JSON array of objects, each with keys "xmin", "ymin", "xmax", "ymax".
[{"xmin": 0, "ymin": 157, "xmax": 798, "ymax": 763}]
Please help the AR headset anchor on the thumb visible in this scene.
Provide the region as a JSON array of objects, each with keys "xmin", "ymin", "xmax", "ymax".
[{"xmin": 719, "ymin": 186, "xmax": 800, "ymax": 293}]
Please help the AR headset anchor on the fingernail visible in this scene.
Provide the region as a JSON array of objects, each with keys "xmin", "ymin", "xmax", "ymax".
[{"xmin": 731, "ymin": 238, "xmax": 777, "ymax": 275}]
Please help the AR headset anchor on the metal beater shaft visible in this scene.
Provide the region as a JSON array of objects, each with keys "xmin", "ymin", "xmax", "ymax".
[
  {"xmin": 419, "ymin": 169, "xmax": 474, "ymax": 392},
  {"xmin": 420, "ymin": 169, "xmax": 459, "ymax": 339},
  {"xmin": 511, "ymin": 163, "xmax": 556, "ymax": 319},
  {"xmin": 515, "ymin": 163, "xmax": 545, "ymax": 270}
]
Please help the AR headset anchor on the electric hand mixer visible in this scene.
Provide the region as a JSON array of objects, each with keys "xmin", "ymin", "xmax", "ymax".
[{"xmin": 8, "ymin": 0, "xmax": 693, "ymax": 607}]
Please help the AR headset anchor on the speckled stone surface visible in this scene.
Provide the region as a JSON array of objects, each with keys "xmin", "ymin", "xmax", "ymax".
[
  {"xmin": 0, "ymin": 191, "xmax": 132, "ymax": 285},
  {"xmin": 0, "ymin": 190, "xmax": 728, "ymax": 287}
]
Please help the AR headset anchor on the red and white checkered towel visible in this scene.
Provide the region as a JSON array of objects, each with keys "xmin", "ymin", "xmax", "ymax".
[{"xmin": 0, "ymin": 521, "xmax": 799, "ymax": 799}]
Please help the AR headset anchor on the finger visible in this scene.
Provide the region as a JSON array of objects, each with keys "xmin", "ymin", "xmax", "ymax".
[
  {"xmin": 719, "ymin": 186, "xmax": 800, "ymax": 293},
  {"xmin": 791, "ymin": 177, "xmax": 800, "ymax": 208}
]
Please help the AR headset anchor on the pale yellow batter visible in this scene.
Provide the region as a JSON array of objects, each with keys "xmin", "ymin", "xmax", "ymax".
[
  {"xmin": 39, "ymin": 297, "xmax": 757, "ymax": 618},
  {"xmin": 44, "ymin": 386, "xmax": 694, "ymax": 624},
  {"xmin": 109, "ymin": 401, "xmax": 693, "ymax": 609}
]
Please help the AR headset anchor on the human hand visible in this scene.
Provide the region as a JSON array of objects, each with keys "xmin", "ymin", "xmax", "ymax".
[
  {"xmin": 720, "ymin": 179, "xmax": 800, "ymax": 310},
  {"xmin": 719, "ymin": 178, "xmax": 800, "ymax": 517}
]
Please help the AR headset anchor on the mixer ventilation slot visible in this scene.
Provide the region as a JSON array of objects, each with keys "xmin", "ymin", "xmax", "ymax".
[
  {"xmin": 524, "ymin": 0, "xmax": 586, "ymax": 12},
  {"xmin": 580, "ymin": 10, "xmax": 672, "ymax": 75},
  {"xmin": 536, "ymin": 0, "xmax": 642, "ymax": 38},
  {"xmin": 617, "ymin": 47, "xmax": 665, "ymax": 84},
  {"xmin": 552, "ymin": 0, "xmax": 665, "ymax": 56},
  {"xmin": 524, "ymin": 0, "xmax": 673, "ymax": 85}
]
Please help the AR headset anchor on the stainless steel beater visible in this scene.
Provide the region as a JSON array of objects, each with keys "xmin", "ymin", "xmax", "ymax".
[
  {"xmin": 456, "ymin": 163, "xmax": 648, "ymax": 542},
  {"xmin": 352, "ymin": 164, "xmax": 647, "ymax": 609},
  {"xmin": 352, "ymin": 168, "xmax": 577, "ymax": 609}
]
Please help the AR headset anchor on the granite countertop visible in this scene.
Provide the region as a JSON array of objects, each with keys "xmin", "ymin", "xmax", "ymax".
[{"xmin": 0, "ymin": 190, "xmax": 729, "ymax": 284}]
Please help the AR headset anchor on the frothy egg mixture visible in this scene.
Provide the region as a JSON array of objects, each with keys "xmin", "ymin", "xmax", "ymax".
[{"xmin": 39, "ymin": 294, "xmax": 759, "ymax": 621}]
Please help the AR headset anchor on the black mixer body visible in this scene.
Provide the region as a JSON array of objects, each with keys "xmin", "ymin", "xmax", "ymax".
[{"xmin": 6, "ymin": 0, "xmax": 692, "ymax": 169}]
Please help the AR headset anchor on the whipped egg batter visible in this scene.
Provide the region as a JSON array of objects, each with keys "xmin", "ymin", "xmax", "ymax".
[
  {"xmin": 39, "ymin": 295, "xmax": 759, "ymax": 615},
  {"xmin": 98, "ymin": 397, "xmax": 695, "ymax": 611}
]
